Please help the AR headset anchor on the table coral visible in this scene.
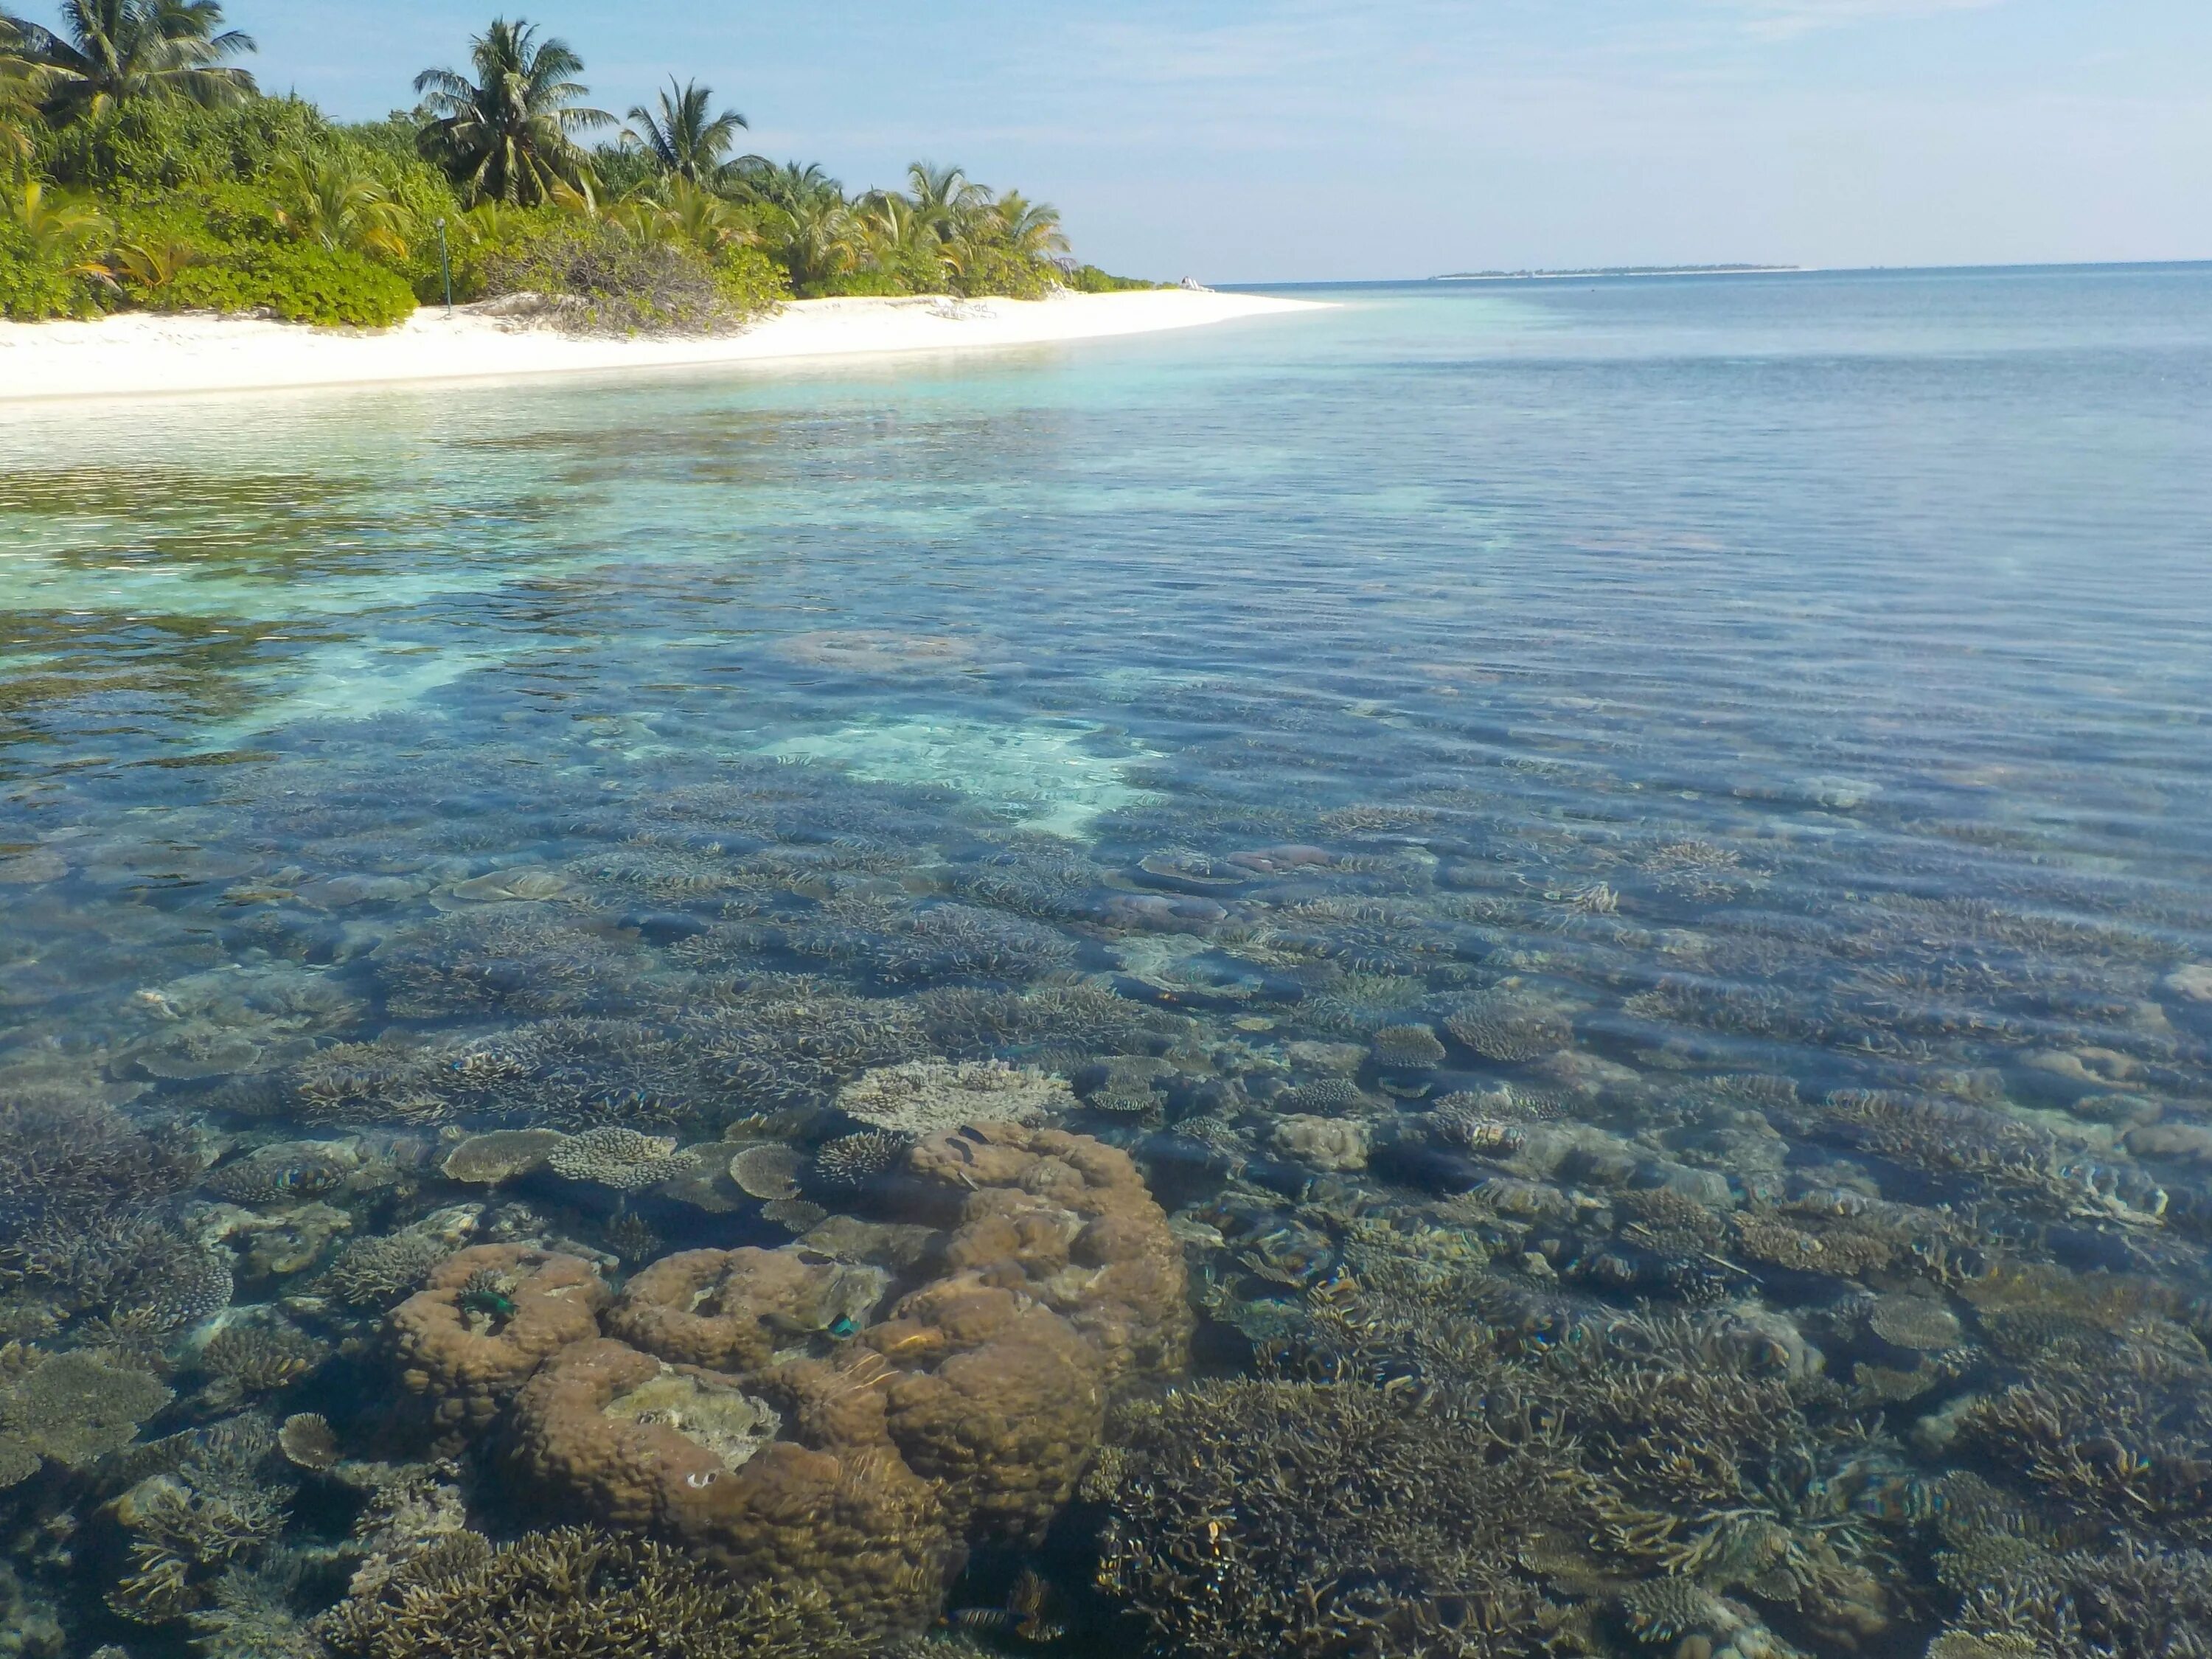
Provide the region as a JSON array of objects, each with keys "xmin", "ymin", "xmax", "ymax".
[{"xmin": 835, "ymin": 1060, "xmax": 1073, "ymax": 1136}]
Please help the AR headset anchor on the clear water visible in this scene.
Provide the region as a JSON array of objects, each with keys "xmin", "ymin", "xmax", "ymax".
[{"xmin": 3, "ymin": 267, "xmax": 2211, "ymax": 1656}]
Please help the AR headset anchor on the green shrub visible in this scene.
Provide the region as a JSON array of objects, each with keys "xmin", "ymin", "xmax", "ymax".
[
  {"xmin": 161, "ymin": 241, "xmax": 416, "ymax": 327},
  {"xmin": 481, "ymin": 217, "xmax": 743, "ymax": 335},
  {"xmin": 40, "ymin": 97, "xmax": 330, "ymax": 192},
  {"xmin": 953, "ymin": 245, "xmax": 1055, "ymax": 300},
  {"xmin": 711, "ymin": 242, "xmax": 789, "ymax": 316},
  {"xmin": 800, "ymin": 267, "xmax": 907, "ymax": 299},
  {"xmin": 0, "ymin": 219, "xmax": 114, "ymax": 320},
  {"xmin": 1064, "ymin": 263, "xmax": 1159, "ymax": 293}
]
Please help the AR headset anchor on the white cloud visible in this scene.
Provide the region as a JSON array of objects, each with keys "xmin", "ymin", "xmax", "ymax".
[{"xmin": 1719, "ymin": 0, "xmax": 2011, "ymax": 40}]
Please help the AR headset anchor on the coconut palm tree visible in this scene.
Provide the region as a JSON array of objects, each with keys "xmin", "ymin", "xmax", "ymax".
[
  {"xmin": 1, "ymin": 0, "xmax": 256, "ymax": 124},
  {"xmin": 1, "ymin": 177, "xmax": 111, "ymax": 278},
  {"xmin": 905, "ymin": 161, "xmax": 986, "ymax": 241},
  {"xmin": 412, "ymin": 17, "xmax": 611, "ymax": 206},
  {"xmin": 274, "ymin": 153, "xmax": 411, "ymax": 260},
  {"xmin": 723, "ymin": 156, "xmax": 839, "ymax": 215},
  {"xmin": 622, "ymin": 77, "xmax": 744, "ymax": 186},
  {"xmin": 990, "ymin": 190, "xmax": 1068, "ymax": 262},
  {"xmin": 650, "ymin": 174, "xmax": 754, "ymax": 254},
  {"xmin": 0, "ymin": 32, "xmax": 49, "ymax": 174},
  {"xmin": 759, "ymin": 189, "xmax": 859, "ymax": 291}
]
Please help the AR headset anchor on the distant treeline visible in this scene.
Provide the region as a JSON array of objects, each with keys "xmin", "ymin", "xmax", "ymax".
[{"xmin": 1433, "ymin": 265, "xmax": 1801, "ymax": 281}]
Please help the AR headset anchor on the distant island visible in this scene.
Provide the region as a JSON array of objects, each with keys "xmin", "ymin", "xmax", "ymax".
[{"xmin": 1433, "ymin": 265, "xmax": 1802, "ymax": 281}]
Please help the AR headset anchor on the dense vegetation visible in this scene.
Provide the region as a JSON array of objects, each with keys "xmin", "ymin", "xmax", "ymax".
[{"xmin": 0, "ymin": 2, "xmax": 1147, "ymax": 328}]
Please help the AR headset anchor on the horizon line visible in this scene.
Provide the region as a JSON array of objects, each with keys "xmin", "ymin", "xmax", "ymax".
[{"xmin": 1224, "ymin": 257, "xmax": 2212, "ymax": 290}]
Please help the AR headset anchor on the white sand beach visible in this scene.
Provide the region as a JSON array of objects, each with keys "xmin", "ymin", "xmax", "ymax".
[{"xmin": 0, "ymin": 288, "xmax": 1318, "ymax": 404}]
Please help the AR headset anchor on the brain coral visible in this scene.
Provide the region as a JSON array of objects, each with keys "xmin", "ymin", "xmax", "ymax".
[
  {"xmin": 605, "ymin": 1248, "xmax": 887, "ymax": 1374},
  {"xmin": 511, "ymin": 1338, "xmax": 953, "ymax": 1638},
  {"xmin": 389, "ymin": 1246, "xmax": 612, "ymax": 1435},
  {"xmin": 478, "ymin": 1124, "xmax": 1187, "ymax": 1636}
]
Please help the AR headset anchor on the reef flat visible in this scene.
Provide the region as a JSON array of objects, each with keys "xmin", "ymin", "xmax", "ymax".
[{"xmin": 1, "ymin": 266, "xmax": 2210, "ymax": 1658}]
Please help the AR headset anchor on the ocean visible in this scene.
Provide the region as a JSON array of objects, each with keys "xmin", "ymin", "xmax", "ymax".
[{"xmin": 1, "ymin": 265, "xmax": 2209, "ymax": 1656}]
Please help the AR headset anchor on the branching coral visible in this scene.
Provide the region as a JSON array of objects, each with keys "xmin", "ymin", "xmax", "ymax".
[
  {"xmin": 319, "ymin": 1230, "xmax": 457, "ymax": 1310},
  {"xmin": 546, "ymin": 1127, "xmax": 688, "ymax": 1189},
  {"xmin": 789, "ymin": 898, "xmax": 1077, "ymax": 985},
  {"xmin": 0, "ymin": 1092, "xmax": 206, "ymax": 1222},
  {"xmin": 373, "ymin": 908, "xmax": 654, "ymax": 1019},
  {"xmin": 0, "ymin": 1209, "xmax": 232, "ymax": 1334},
  {"xmin": 1954, "ymin": 1365, "xmax": 2212, "ymax": 1541},
  {"xmin": 1939, "ymin": 1537, "xmax": 2212, "ymax": 1659},
  {"xmin": 317, "ymin": 1526, "xmax": 883, "ymax": 1659},
  {"xmin": 1096, "ymin": 1378, "xmax": 1579, "ymax": 1659}
]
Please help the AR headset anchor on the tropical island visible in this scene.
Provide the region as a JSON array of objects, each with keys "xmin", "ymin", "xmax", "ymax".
[{"xmin": 0, "ymin": 1, "xmax": 1307, "ymax": 396}]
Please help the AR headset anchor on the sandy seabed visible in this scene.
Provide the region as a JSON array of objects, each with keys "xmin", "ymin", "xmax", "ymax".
[{"xmin": 0, "ymin": 288, "xmax": 1319, "ymax": 404}]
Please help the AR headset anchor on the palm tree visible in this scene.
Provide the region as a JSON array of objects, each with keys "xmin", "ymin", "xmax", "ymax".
[
  {"xmin": 905, "ymin": 161, "xmax": 986, "ymax": 241},
  {"xmin": 759, "ymin": 190, "xmax": 859, "ymax": 291},
  {"xmin": 1, "ymin": 0, "xmax": 256, "ymax": 124},
  {"xmin": 651, "ymin": 174, "xmax": 754, "ymax": 254},
  {"xmin": 1, "ymin": 177, "xmax": 111, "ymax": 278},
  {"xmin": 723, "ymin": 156, "xmax": 839, "ymax": 215},
  {"xmin": 857, "ymin": 189, "xmax": 945, "ymax": 282},
  {"xmin": 622, "ymin": 77, "xmax": 744, "ymax": 185},
  {"xmin": 0, "ymin": 29, "xmax": 49, "ymax": 173},
  {"xmin": 990, "ymin": 190, "xmax": 1068, "ymax": 262},
  {"xmin": 275, "ymin": 153, "xmax": 411, "ymax": 260},
  {"xmin": 412, "ymin": 17, "xmax": 611, "ymax": 206}
]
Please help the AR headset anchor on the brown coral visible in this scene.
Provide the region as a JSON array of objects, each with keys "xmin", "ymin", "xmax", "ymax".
[
  {"xmin": 404, "ymin": 1126, "xmax": 1186, "ymax": 1636},
  {"xmin": 605, "ymin": 1249, "xmax": 886, "ymax": 1374},
  {"xmin": 898, "ymin": 1121, "xmax": 1192, "ymax": 1382},
  {"xmin": 510, "ymin": 1338, "xmax": 955, "ymax": 1636},
  {"xmin": 389, "ymin": 1246, "xmax": 612, "ymax": 1435}
]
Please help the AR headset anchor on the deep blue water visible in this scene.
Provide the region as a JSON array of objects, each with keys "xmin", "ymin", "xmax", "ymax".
[{"xmin": 1, "ymin": 266, "xmax": 2210, "ymax": 1656}]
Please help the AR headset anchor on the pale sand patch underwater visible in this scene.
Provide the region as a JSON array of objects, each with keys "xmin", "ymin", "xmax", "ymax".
[{"xmin": 0, "ymin": 288, "xmax": 1321, "ymax": 404}]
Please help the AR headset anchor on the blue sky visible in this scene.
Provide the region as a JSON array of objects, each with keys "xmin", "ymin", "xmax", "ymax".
[{"xmin": 127, "ymin": 1, "xmax": 2212, "ymax": 279}]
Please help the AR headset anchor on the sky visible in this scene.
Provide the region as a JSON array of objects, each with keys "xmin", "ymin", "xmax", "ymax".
[{"xmin": 119, "ymin": 0, "xmax": 2212, "ymax": 280}]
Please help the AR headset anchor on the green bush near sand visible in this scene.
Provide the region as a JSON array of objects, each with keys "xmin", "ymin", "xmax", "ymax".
[{"xmin": 0, "ymin": 4, "xmax": 1152, "ymax": 330}]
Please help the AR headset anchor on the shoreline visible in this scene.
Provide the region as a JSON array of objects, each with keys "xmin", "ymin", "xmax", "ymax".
[{"xmin": 0, "ymin": 289, "xmax": 1321, "ymax": 405}]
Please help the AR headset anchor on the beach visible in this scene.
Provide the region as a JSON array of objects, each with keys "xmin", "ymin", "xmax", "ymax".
[{"xmin": 0, "ymin": 288, "xmax": 1318, "ymax": 404}]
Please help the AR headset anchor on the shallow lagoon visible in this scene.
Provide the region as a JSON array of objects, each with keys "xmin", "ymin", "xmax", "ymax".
[{"xmin": 2, "ymin": 268, "xmax": 2211, "ymax": 1658}]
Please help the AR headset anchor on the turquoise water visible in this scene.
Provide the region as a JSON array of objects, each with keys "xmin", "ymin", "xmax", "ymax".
[{"xmin": 2, "ymin": 267, "xmax": 2211, "ymax": 1656}]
